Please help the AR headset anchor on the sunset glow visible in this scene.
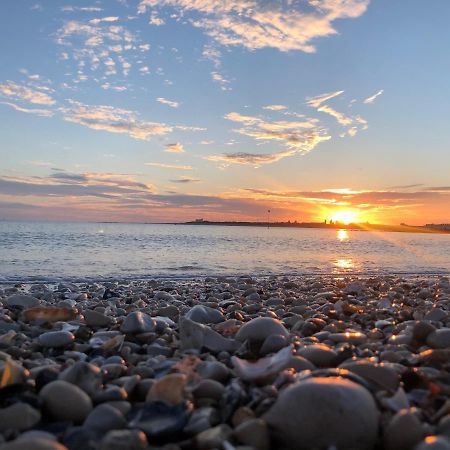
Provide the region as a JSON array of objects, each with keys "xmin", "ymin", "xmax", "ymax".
[{"xmin": 330, "ymin": 211, "xmax": 360, "ymax": 225}]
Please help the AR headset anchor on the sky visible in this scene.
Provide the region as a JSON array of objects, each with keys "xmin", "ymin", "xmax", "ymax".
[{"xmin": 1, "ymin": 0, "xmax": 450, "ymax": 225}]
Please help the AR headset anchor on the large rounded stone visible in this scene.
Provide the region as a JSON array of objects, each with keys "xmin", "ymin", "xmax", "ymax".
[
  {"xmin": 264, "ymin": 377, "xmax": 379, "ymax": 450},
  {"xmin": 38, "ymin": 331, "xmax": 74, "ymax": 348},
  {"xmin": 121, "ymin": 312, "xmax": 156, "ymax": 334},
  {"xmin": 0, "ymin": 402, "xmax": 41, "ymax": 432},
  {"xmin": 426, "ymin": 329, "xmax": 450, "ymax": 349},
  {"xmin": 0, "ymin": 439, "xmax": 68, "ymax": 450},
  {"xmin": 5, "ymin": 294, "xmax": 39, "ymax": 308},
  {"xmin": 59, "ymin": 361, "xmax": 102, "ymax": 396},
  {"xmin": 39, "ymin": 380, "xmax": 93, "ymax": 423},
  {"xmin": 235, "ymin": 317, "xmax": 288, "ymax": 343},
  {"xmin": 185, "ymin": 305, "xmax": 224, "ymax": 324}
]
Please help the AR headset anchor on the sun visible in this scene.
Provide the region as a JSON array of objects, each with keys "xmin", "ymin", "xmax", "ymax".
[{"xmin": 330, "ymin": 210, "xmax": 359, "ymax": 225}]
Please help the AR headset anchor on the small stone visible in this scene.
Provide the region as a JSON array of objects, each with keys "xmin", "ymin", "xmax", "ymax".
[
  {"xmin": 185, "ymin": 305, "xmax": 225, "ymax": 324},
  {"xmin": 5, "ymin": 294, "xmax": 39, "ymax": 308},
  {"xmin": 146, "ymin": 373, "xmax": 187, "ymax": 405},
  {"xmin": 83, "ymin": 403, "xmax": 126, "ymax": 433},
  {"xmin": 0, "ymin": 402, "xmax": 41, "ymax": 432},
  {"xmin": 234, "ymin": 418, "xmax": 270, "ymax": 450},
  {"xmin": 384, "ymin": 408, "xmax": 425, "ymax": 450},
  {"xmin": 0, "ymin": 439, "xmax": 68, "ymax": 450},
  {"xmin": 427, "ymin": 329, "xmax": 450, "ymax": 349},
  {"xmin": 413, "ymin": 321, "xmax": 436, "ymax": 342},
  {"xmin": 184, "ymin": 407, "xmax": 220, "ymax": 435},
  {"xmin": 121, "ymin": 312, "xmax": 156, "ymax": 334},
  {"xmin": 100, "ymin": 430, "xmax": 148, "ymax": 450},
  {"xmin": 236, "ymin": 317, "xmax": 288, "ymax": 343},
  {"xmin": 59, "ymin": 361, "xmax": 103, "ymax": 396},
  {"xmin": 414, "ymin": 436, "xmax": 450, "ymax": 450},
  {"xmin": 39, "ymin": 380, "xmax": 93, "ymax": 423},
  {"xmin": 264, "ymin": 377, "xmax": 378, "ymax": 450},
  {"xmin": 260, "ymin": 334, "xmax": 288, "ymax": 356},
  {"xmin": 38, "ymin": 331, "xmax": 75, "ymax": 348},
  {"xmin": 191, "ymin": 379, "xmax": 225, "ymax": 402},
  {"xmin": 84, "ymin": 309, "xmax": 112, "ymax": 327},
  {"xmin": 297, "ymin": 344, "xmax": 337, "ymax": 367},
  {"xmin": 424, "ymin": 309, "xmax": 447, "ymax": 322},
  {"xmin": 195, "ymin": 424, "xmax": 232, "ymax": 450},
  {"xmin": 196, "ymin": 361, "xmax": 230, "ymax": 382},
  {"xmin": 328, "ymin": 331, "xmax": 367, "ymax": 345}
]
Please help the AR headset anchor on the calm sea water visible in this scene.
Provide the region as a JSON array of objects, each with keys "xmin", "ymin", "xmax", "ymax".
[{"xmin": 0, "ymin": 221, "xmax": 449, "ymax": 282}]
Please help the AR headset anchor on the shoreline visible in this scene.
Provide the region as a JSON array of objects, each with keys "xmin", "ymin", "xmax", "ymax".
[{"xmin": 1, "ymin": 274, "xmax": 450, "ymax": 449}]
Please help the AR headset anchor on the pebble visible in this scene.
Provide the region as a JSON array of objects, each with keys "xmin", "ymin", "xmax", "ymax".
[
  {"xmin": 427, "ymin": 329, "xmax": 450, "ymax": 348},
  {"xmin": 39, "ymin": 380, "xmax": 93, "ymax": 423},
  {"xmin": 0, "ymin": 403, "xmax": 41, "ymax": 432},
  {"xmin": 83, "ymin": 404, "xmax": 127, "ymax": 433},
  {"xmin": 235, "ymin": 317, "xmax": 288, "ymax": 343},
  {"xmin": 121, "ymin": 311, "xmax": 156, "ymax": 334},
  {"xmin": 100, "ymin": 430, "xmax": 148, "ymax": 450},
  {"xmin": 38, "ymin": 331, "xmax": 74, "ymax": 348},
  {"xmin": 84, "ymin": 309, "xmax": 112, "ymax": 327},
  {"xmin": 186, "ymin": 305, "xmax": 225, "ymax": 324},
  {"xmin": 4, "ymin": 294, "xmax": 40, "ymax": 308}
]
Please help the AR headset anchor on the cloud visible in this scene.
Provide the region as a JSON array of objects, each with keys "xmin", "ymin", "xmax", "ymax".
[
  {"xmin": 364, "ymin": 89, "xmax": 384, "ymax": 104},
  {"xmin": 263, "ymin": 105, "xmax": 287, "ymax": 111},
  {"xmin": 156, "ymin": 97, "xmax": 179, "ymax": 108},
  {"xmin": 0, "ymin": 101, "xmax": 54, "ymax": 117},
  {"xmin": 206, "ymin": 149, "xmax": 297, "ymax": 166},
  {"xmin": 61, "ymin": 101, "xmax": 172, "ymax": 140},
  {"xmin": 149, "ymin": 12, "xmax": 165, "ymax": 26},
  {"xmin": 25, "ymin": 160, "xmax": 54, "ymax": 167},
  {"xmin": 0, "ymin": 81, "xmax": 55, "ymax": 105},
  {"xmin": 164, "ymin": 142, "xmax": 184, "ymax": 153},
  {"xmin": 211, "ymin": 71, "xmax": 231, "ymax": 90},
  {"xmin": 317, "ymin": 104, "xmax": 352, "ymax": 126},
  {"xmin": 145, "ymin": 162, "xmax": 193, "ymax": 170},
  {"xmin": 61, "ymin": 6, "xmax": 103, "ymax": 12},
  {"xmin": 138, "ymin": 0, "xmax": 370, "ymax": 53},
  {"xmin": 307, "ymin": 90, "xmax": 344, "ymax": 108},
  {"xmin": 170, "ymin": 177, "xmax": 201, "ymax": 183},
  {"xmin": 89, "ymin": 16, "xmax": 119, "ymax": 25}
]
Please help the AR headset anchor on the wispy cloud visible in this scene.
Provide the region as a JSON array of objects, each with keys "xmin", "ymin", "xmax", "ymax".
[
  {"xmin": 156, "ymin": 97, "xmax": 179, "ymax": 108},
  {"xmin": 0, "ymin": 101, "xmax": 53, "ymax": 117},
  {"xmin": 316, "ymin": 104, "xmax": 352, "ymax": 126},
  {"xmin": 138, "ymin": 0, "xmax": 370, "ymax": 53},
  {"xmin": 0, "ymin": 81, "xmax": 55, "ymax": 105},
  {"xmin": 145, "ymin": 162, "xmax": 193, "ymax": 170},
  {"xmin": 170, "ymin": 177, "xmax": 200, "ymax": 183},
  {"xmin": 164, "ymin": 142, "xmax": 184, "ymax": 153},
  {"xmin": 61, "ymin": 101, "xmax": 172, "ymax": 140},
  {"xmin": 364, "ymin": 89, "xmax": 384, "ymax": 104},
  {"xmin": 89, "ymin": 16, "xmax": 120, "ymax": 25},
  {"xmin": 206, "ymin": 149, "xmax": 297, "ymax": 166},
  {"xmin": 263, "ymin": 105, "xmax": 287, "ymax": 111},
  {"xmin": 307, "ymin": 90, "xmax": 344, "ymax": 108}
]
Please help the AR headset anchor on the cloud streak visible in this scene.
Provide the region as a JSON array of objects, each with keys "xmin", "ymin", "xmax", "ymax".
[{"xmin": 364, "ymin": 89, "xmax": 384, "ymax": 104}]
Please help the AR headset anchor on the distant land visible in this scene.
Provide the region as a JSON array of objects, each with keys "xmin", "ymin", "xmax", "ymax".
[{"xmin": 179, "ymin": 220, "xmax": 450, "ymax": 234}]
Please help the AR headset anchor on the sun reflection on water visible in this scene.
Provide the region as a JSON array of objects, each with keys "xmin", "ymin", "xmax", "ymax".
[
  {"xmin": 334, "ymin": 258, "xmax": 355, "ymax": 270},
  {"xmin": 337, "ymin": 229, "xmax": 349, "ymax": 242}
]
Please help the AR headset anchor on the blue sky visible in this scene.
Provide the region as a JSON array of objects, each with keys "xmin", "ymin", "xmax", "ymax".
[{"xmin": 1, "ymin": 0, "xmax": 450, "ymax": 224}]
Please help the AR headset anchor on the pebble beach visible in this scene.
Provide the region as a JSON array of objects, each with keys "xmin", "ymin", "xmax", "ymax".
[{"xmin": 1, "ymin": 275, "xmax": 450, "ymax": 450}]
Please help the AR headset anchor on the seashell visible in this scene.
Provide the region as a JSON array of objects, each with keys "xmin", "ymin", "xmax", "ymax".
[
  {"xmin": 232, "ymin": 345, "xmax": 293, "ymax": 382},
  {"xmin": 22, "ymin": 306, "xmax": 77, "ymax": 322}
]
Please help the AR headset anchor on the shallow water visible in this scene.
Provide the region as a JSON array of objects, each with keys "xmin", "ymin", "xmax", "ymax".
[{"xmin": 0, "ymin": 221, "xmax": 449, "ymax": 282}]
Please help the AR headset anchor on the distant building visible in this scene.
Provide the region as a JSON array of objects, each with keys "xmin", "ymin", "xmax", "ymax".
[{"xmin": 425, "ymin": 223, "xmax": 450, "ymax": 230}]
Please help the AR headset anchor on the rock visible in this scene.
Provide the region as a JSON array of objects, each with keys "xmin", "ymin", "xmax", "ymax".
[
  {"xmin": 427, "ymin": 329, "xmax": 450, "ymax": 348},
  {"xmin": 384, "ymin": 408, "xmax": 425, "ymax": 450},
  {"xmin": 195, "ymin": 424, "xmax": 232, "ymax": 450},
  {"xmin": 0, "ymin": 402, "xmax": 41, "ymax": 432},
  {"xmin": 83, "ymin": 404, "xmax": 126, "ymax": 433},
  {"xmin": 184, "ymin": 407, "xmax": 220, "ymax": 435},
  {"xmin": 121, "ymin": 312, "xmax": 156, "ymax": 334},
  {"xmin": 191, "ymin": 379, "xmax": 225, "ymax": 402},
  {"xmin": 185, "ymin": 305, "xmax": 225, "ymax": 324},
  {"xmin": 196, "ymin": 361, "xmax": 230, "ymax": 382},
  {"xmin": 297, "ymin": 344, "xmax": 337, "ymax": 367},
  {"xmin": 22, "ymin": 307, "xmax": 77, "ymax": 322},
  {"xmin": 84, "ymin": 309, "xmax": 112, "ymax": 327},
  {"xmin": 260, "ymin": 334, "xmax": 288, "ymax": 356},
  {"xmin": 100, "ymin": 430, "xmax": 148, "ymax": 450},
  {"xmin": 232, "ymin": 345, "xmax": 293, "ymax": 382},
  {"xmin": 39, "ymin": 380, "xmax": 93, "ymax": 423},
  {"xmin": 146, "ymin": 374, "xmax": 187, "ymax": 406},
  {"xmin": 0, "ymin": 440, "xmax": 68, "ymax": 450},
  {"xmin": 16, "ymin": 432, "xmax": 57, "ymax": 442},
  {"xmin": 38, "ymin": 331, "xmax": 75, "ymax": 348},
  {"xmin": 328, "ymin": 331, "xmax": 367, "ymax": 345},
  {"xmin": 5, "ymin": 294, "xmax": 39, "ymax": 308},
  {"xmin": 424, "ymin": 309, "xmax": 447, "ymax": 321},
  {"xmin": 179, "ymin": 318, "xmax": 238, "ymax": 352},
  {"xmin": 413, "ymin": 321, "xmax": 436, "ymax": 341},
  {"xmin": 264, "ymin": 377, "xmax": 378, "ymax": 450},
  {"xmin": 59, "ymin": 361, "xmax": 103, "ymax": 396},
  {"xmin": 236, "ymin": 317, "xmax": 288, "ymax": 343},
  {"xmin": 234, "ymin": 418, "xmax": 270, "ymax": 450}
]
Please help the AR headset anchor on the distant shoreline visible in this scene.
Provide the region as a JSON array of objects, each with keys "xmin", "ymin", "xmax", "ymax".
[{"xmin": 178, "ymin": 220, "xmax": 450, "ymax": 235}]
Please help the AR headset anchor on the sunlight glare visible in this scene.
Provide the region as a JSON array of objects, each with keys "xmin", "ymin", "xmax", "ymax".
[
  {"xmin": 330, "ymin": 210, "xmax": 359, "ymax": 225},
  {"xmin": 337, "ymin": 229, "xmax": 349, "ymax": 241}
]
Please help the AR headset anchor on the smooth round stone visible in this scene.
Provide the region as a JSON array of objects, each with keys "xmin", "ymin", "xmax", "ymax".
[
  {"xmin": 100, "ymin": 430, "xmax": 148, "ymax": 450},
  {"xmin": 384, "ymin": 408, "xmax": 425, "ymax": 450},
  {"xmin": 233, "ymin": 418, "xmax": 270, "ymax": 450},
  {"xmin": 328, "ymin": 331, "xmax": 367, "ymax": 345},
  {"xmin": 192, "ymin": 379, "xmax": 225, "ymax": 402},
  {"xmin": 83, "ymin": 404, "xmax": 126, "ymax": 433},
  {"xmin": 16, "ymin": 432, "xmax": 57, "ymax": 442},
  {"xmin": 121, "ymin": 312, "xmax": 156, "ymax": 334},
  {"xmin": 427, "ymin": 329, "xmax": 450, "ymax": 348},
  {"xmin": 340, "ymin": 361, "xmax": 399, "ymax": 392},
  {"xmin": 413, "ymin": 321, "xmax": 436, "ymax": 341},
  {"xmin": 236, "ymin": 317, "xmax": 288, "ymax": 343},
  {"xmin": 59, "ymin": 361, "xmax": 102, "ymax": 396},
  {"xmin": 424, "ymin": 309, "xmax": 447, "ymax": 321},
  {"xmin": 38, "ymin": 331, "xmax": 74, "ymax": 348},
  {"xmin": 5, "ymin": 294, "xmax": 39, "ymax": 308},
  {"xmin": 260, "ymin": 334, "xmax": 288, "ymax": 356},
  {"xmin": 84, "ymin": 309, "xmax": 112, "ymax": 327},
  {"xmin": 0, "ymin": 439, "xmax": 68, "ymax": 450},
  {"xmin": 39, "ymin": 380, "xmax": 93, "ymax": 423},
  {"xmin": 0, "ymin": 402, "xmax": 41, "ymax": 432},
  {"xmin": 185, "ymin": 305, "xmax": 225, "ymax": 324},
  {"xmin": 297, "ymin": 344, "xmax": 337, "ymax": 367},
  {"xmin": 196, "ymin": 361, "xmax": 230, "ymax": 382},
  {"xmin": 264, "ymin": 377, "xmax": 379, "ymax": 450}
]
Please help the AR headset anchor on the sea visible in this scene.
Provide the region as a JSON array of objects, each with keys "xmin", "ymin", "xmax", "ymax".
[{"xmin": 0, "ymin": 221, "xmax": 449, "ymax": 283}]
